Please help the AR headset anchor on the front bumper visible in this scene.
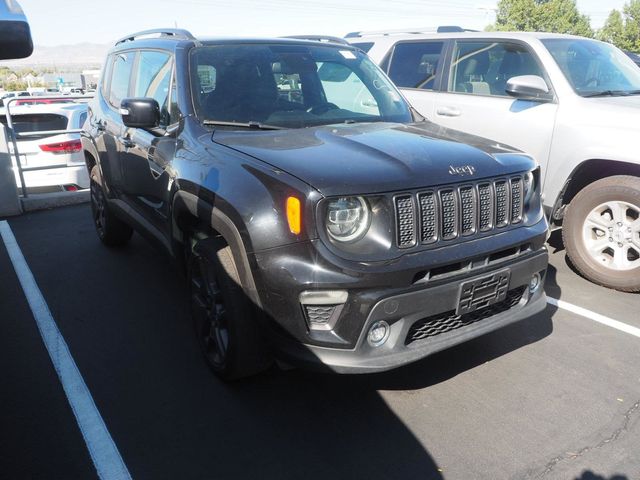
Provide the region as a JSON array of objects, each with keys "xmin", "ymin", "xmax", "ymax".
[
  {"xmin": 251, "ymin": 218, "xmax": 549, "ymax": 373},
  {"xmin": 271, "ymin": 252, "xmax": 547, "ymax": 373}
]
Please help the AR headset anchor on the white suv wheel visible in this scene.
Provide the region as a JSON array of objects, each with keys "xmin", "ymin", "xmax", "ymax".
[{"xmin": 582, "ymin": 201, "xmax": 640, "ymax": 271}]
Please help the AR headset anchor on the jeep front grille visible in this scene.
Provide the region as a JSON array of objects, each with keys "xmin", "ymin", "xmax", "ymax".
[{"xmin": 394, "ymin": 176, "xmax": 525, "ymax": 249}]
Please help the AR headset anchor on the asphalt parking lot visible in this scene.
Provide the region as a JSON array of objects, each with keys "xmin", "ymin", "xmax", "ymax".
[{"xmin": 1, "ymin": 204, "xmax": 639, "ymax": 480}]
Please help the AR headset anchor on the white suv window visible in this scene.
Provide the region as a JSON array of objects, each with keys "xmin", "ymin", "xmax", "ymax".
[
  {"xmin": 448, "ymin": 41, "xmax": 544, "ymax": 97},
  {"xmin": 388, "ymin": 41, "xmax": 445, "ymax": 90}
]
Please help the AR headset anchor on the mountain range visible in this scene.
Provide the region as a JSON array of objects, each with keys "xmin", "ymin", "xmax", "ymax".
[{"xmin": 0, "ymin": 43, "xmax": 110, "ymax": 69}]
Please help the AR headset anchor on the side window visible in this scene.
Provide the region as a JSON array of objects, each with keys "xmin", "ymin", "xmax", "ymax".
[
  {"xmin": 317, "ymin": 61, "xmax": 379, "ymax": 115},
  {"xmin": 449, "ymin": 41, "xmax": 545, "ymax": 97},
  {"xmin": 134, "ymin": 50, "xmax": 173, "ymax": 126},
  {"xmin": 108, "ymin": 52, "xmax": 135, "ymax": 108},
  {"xmin": 100, "ymin": 56, "xmax": 113, "ymax": 99},
  {"xmin": 388, "ymin": 41, "xmax": 444, "ymax": 90}
]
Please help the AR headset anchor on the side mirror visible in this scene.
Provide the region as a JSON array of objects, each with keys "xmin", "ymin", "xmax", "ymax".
[
  {"xmin": 0, "ymin": 0, "xmax": 33, "ymax": 60},
  {"xmin": 120, "ymin": 98, "xmax": 160, "ymax": 129},
  {"xmin": 506, "ymin": 75, "xmax": 552, "ymax": 101}
]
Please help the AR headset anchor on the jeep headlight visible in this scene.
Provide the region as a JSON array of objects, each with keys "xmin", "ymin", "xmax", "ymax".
[{"xmin": 326, "ymin": 196, "xmax": 370, "ymax": 242}]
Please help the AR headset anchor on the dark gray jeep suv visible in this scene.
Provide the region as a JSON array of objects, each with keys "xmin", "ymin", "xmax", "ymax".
[{"xmin": 82, "ymin": 29, "xmax": 549, "ymax": 379}]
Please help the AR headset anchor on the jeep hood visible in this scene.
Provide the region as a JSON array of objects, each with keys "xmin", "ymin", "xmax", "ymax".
[{"xmin": 211, "ymin": 122, "xmax": 534, "ymax": 196}]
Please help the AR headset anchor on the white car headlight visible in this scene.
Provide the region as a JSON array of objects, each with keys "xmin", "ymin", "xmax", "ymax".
[{"xmin": 326, "ymin": 196, "xmax": 370, "ymax": 242}]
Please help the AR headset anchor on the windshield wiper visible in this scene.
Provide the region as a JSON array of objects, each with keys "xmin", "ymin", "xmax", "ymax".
[
  {"xmin": 202, "ymin": 120, "xmax": 285, "ymax": 130},
  {"xmin": 582, "ymin": 89, "xmax": 640, "ymax": 98}
]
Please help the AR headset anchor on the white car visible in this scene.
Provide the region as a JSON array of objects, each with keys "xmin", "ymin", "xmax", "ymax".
[
  {"xmin": 1, "ymin": 102, "xmax": 89, "ymax": 191},
  {"xmin": 348, "ymin": 29, "xmax": 640, "ymax": 292}
]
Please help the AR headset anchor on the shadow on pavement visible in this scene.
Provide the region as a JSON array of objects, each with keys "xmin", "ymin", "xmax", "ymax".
[
  {"xmin": 547, "ymin": 228, "xmax": 565, "ymax": 253},
  {"xmin": 574, "ymin": 472, "xmax": 629, "ymax": 480},
  {"xmin": 4, "ymin": 205, "xmax": 557, "ymax": 479}
]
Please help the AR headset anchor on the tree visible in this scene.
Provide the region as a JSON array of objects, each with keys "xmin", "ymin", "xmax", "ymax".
[
  {"xmin": 489, "ymin": 0, "xmax": 594, "ymax": 37},
  {"xmin": 2, "ymin": 81, "xmax": 28, "ymax": 91},
  {"xmin": 599, "ymin": 1, "xmax": 640, "ymax": 52}
]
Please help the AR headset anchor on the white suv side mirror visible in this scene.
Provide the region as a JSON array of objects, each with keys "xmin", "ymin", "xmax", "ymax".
[{"xmin": 506, "ymin": 75, "xmax": 552, "ymax": 102}]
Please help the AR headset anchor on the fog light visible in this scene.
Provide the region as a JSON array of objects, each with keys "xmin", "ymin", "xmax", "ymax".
[
  {"xmin": 367, "ymin": 320, "xmax": 390, "ymax": 347},
  {"xmin": 529, "ymin": 273, "xmax": 541, "ymax": 293}
]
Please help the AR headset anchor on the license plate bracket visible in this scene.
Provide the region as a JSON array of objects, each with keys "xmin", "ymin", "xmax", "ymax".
[{"xmin": 457, "ymin": 269, "xmax": 511, "ymax": 315}]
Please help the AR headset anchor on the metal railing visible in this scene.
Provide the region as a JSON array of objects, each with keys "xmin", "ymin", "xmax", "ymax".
[{"xmin": 3, "ymin": 95, "xmax": 93, "ymax": 197}]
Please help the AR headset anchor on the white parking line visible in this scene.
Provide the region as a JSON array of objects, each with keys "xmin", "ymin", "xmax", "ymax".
[
  {"xmin": 0, "ymin": 221, "xmax": 132, "ymax": 480},
  {"xmin": 548, "ymin": 297, "xmax": 640, "ymax": 339}
]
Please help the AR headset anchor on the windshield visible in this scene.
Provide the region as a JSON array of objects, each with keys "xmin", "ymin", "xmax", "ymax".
[
  {"xmin": 542, "ymin": 38, "xmax": 640, "ymax": 96},
  {"xmin": 190, "ymin": 43, "xmax": 412, "ymax": 128}
]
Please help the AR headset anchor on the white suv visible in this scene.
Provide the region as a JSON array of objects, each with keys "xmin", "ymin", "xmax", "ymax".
[
  {"xmin": 348, "ymin": 29, "xmax": 640, "ymax": 292},
  {"xmin": 1, "ymin": 103, "xmax": 89, "ymax": 192}
]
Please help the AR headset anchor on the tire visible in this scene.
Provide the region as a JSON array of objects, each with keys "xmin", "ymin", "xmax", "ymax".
[
  {"xmin": 90, "ymin": 166, "xmax": 133, "ymax": 247},
  {"xmin": 189, "ymin": 238, "xmax": 272, "ymax": 380},
  {"xmin": 563, "ymin": 175, "xmax": 640, "ymax": 292}
]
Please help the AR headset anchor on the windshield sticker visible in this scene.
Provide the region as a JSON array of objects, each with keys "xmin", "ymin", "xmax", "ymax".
[{"xmin": 339, "ymin": 50, "xmax": 356, "ymax": 60}]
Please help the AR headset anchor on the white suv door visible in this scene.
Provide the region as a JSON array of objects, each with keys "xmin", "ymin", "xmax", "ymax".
[{"xmin": 431, "ymin": 40, "xmax": 558, "ymax": 171}]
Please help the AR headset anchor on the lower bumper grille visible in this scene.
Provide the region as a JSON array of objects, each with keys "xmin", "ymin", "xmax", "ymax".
[{"xmin": 405, "ymin": 286, "xmax": 526, "ymax": 345}]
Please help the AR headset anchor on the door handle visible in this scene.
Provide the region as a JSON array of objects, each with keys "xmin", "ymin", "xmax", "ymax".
[
  {"xmin": 436, "ymin": 106, "xmax": 462, "ymax": 117},
  {"xmin": 116, "ymin": 136, "xmax": 135, "ymax": 149}
]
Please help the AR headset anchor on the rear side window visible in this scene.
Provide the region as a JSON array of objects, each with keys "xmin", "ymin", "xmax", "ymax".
[
  {"xmin": 0, "ymin": 114, "xmax": 68, "ymax": 138},
  {"xmin": 134, "ymin": 50, "xmax": 173, "ymax": 125},
  {"xmin": 448, "ymin": 41, "xmax": 544, "ymax": 97},
  {"xmin": 388, "ymin": 41, "xmax": 445, "ymax": 90},
  {"xmin": 109, "ymin": 52, "xmax": 135, "ymax": 108}
]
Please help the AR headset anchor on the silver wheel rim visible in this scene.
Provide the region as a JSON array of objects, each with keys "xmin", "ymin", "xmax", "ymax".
[{"xmin": 582, "ymin": 200, "xmax": 640, "ymax": 271}]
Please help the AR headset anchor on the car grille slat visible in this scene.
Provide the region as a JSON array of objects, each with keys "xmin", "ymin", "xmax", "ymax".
[
  {"xmin": 510, "ymin": 177, "xmax": 523, "ymax": 223},
  {"xmin": 418, "ymin": 192, "xmax": 437, "ymax": 244},
  {"xmin": 478, "ymin": 183, "xmax": 493, "ymax": 232},
  {"xmin": 395, "ymin": 195, "xmax": 416, "ymax": 247},
  {"xmin": 459, "ymin": 186, "xmax": 476, "ymax": 236},
  {"xmin": 440, "ymin": 189, "xmax": 458, "ymax": 240},
  {"xmin": 394, "ymin": 175, "xmax": 525, "ymax": 249},
  {"xmin": 494, "ymin": 180, "xmax": 509, "ymax": 228}
]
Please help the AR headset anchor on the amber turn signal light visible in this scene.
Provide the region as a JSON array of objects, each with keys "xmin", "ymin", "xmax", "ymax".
[{"xmin": 286, "ymin": 196, "xmax": 301, "ymax": 235}]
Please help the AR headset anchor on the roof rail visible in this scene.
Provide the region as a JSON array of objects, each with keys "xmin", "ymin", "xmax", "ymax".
[
  {"xmin": 345, "ymin": 26, "xmax": 477, "ymax": 38},
  {"xmin": 115, "ymin": 28, "xmax": 197, "ymax": 46},
  {"xmin": 284, "ymin": 35, "xmax": 351, "ymax": 46}
]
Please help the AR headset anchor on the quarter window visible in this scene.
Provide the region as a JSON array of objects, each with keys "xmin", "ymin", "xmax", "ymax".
[
  {"xmin": 100, "ymin": 55, "xmax": 113, "ymax": 99},
  {"xmin": 448, "ymin": 41, "xmax": 544, "ymax": 97},
  {"xmin": 388, "ymin": 41, "xmax": 445, "ymax": 90},
  {"xmin": 134, "ymin": 50, "xmax": 173, "ymax": 125},
  {"xmin": 108, "ymin": 52, "xmax": 135, "ymax": 108}
]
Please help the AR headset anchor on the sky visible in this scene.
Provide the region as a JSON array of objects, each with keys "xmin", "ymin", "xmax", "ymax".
[{"xmin": 18, "ymin": 0, "xmax": 628, "ymax": 47}]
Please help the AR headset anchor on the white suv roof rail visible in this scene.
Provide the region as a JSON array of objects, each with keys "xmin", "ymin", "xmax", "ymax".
[{"xmin": 345, "ymin": 26, "xmax": 477, "ymax": 38}]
